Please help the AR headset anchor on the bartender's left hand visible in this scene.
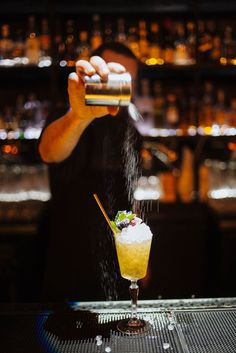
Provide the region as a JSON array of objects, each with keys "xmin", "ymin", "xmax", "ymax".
[{"xmin": 68, "ymin": 56, "xmax": 126, "ymax": 121}]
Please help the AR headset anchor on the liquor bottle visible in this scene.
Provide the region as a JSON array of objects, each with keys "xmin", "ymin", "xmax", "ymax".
[
  {"xmin": 228, "ymin": 98, "xmax": 236, "ymax": 127},
  {"xmin": 23, "ymin": 93, "xmax": 42, "ymax": 128},
  {"xmin": 165, "ymin": 93, "xmax": 180, "ymax": 128},
  {"xmin": 199, "ymin": 161, "xmax": 210, "ymax": 201},
  {"xmin": 198, "ymin": 20, "xmax": 213, "ymax": 63},
  {"xmin": 0, "ymin": 110, "xmax": 4, "ymax": 129},
  {"xmin": 138, "ymin": 20, "xmax": 149, "ymax": 63},
  {"xmin": 15, "ymin": 94, "xmax": 25, "ymax": 126},
  {"xmin": 213, "ymin": 88, "xmax": 227, "ymax": 125},
  {"xmin": 153, "ymin": 81, "xmax": 165, "ymax": 128},
  {"xmin": 54, "ymin": 19, "xmax": 65, "ymax": 65},
  {"xmin": 4, "ymin": 106, "xmax": 16, "ymax": 131},
  {"xmin": 12, "ymin": 26, "xmax": 25, "ymax": 62},
  {"xmin": 221, "ymin": 25, "xmax": 234, "ymax": 64},
  {"xmin": 177, "ymin": 147, "xmax": 194, "ymax": 202},
  {"xmin": 186, "ymin": 21, "xmax": 196, "ymax": 64},
  {"xmin": 64, "ymin": 19, "xmax": 76, "ymax": 64},
  {"xmin": 127, "ymin": 23, "xmax": 140, "ymax": 59},
  {"xmin": 116, "ymin": 18, "xmax": 127, "ymax": 43},
  {"xmin": 25, "ymin": 16, "xmax": 40, "ymax": 65},
  {"xmin": 199, "ymin": 81, "xmax": 214, "ymax": 127},
  {"xmin": 160, "ymin": 171, "xmax": 177, "ymax": 202},
  {"xmin": 76, "ymin": 30, "xmax": 91, "ymax": 61},
  {"xmin": 200, "ymin": 96, "xmax": 214, "ymax": 127},
  {"xmin": 135, "ymin": 78, "xmax": 154, "ymax": 118},
  {"xmin": 211, "ymin": 35, "xmax": 221, "ymax": 63},
  {"xmin": 188, "ymin": 92, "xmax": 198, "ymax": 127},
  {"xmin": 176, "ymin": 87, "xmax": 188, "ymax": 131},
  {"xmin": 148, "ymin": 21, "xmax": 162, "ymax": 63},
  {"xmin": 174, "ymin": 21, "xmax": 190, "ymax": 65},
  {"xmin": 206, "ymin": 20, "xmax": 217, "ymax": 53},
  {"xmin": 133, "ymin": 78, "xmax": 154, "ymax": 134},
  {"xmin": 0, "ymin": 24, "xmax": 14, "ymax": 61},
  {"xmin": 207, "ymin": 20, "xmax": 222, "ymax": 63},
  {"xmin": 162, "ymin": 18, "xmax": 174, "ymax": 64},
  {"xmin": 39, "ymin": 18, "xmax": 51, "ymax": 60},
  {"xmin": 104, "ymin": 21, "xmax": 113, "ymax": 44},
  {"xmin": 91, "ymin": 14, "xmax": 103, "ymax": 51}
]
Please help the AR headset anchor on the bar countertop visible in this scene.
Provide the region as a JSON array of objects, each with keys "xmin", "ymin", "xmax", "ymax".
[{"xmin": 0, "ymin": 297, "xmax": 236, "ymax": 353}]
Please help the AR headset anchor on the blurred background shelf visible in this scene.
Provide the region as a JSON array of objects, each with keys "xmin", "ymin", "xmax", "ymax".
[{"xmin": 0, "ymin": 0, "xmax": 235, "ymax": 302}]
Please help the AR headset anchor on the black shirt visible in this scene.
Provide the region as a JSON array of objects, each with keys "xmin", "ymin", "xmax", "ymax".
[{"xmin": 41, "ymin": 107, "xmax": 142, "ymax": 302}]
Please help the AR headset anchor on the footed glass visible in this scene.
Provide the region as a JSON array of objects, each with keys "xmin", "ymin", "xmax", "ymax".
[{"xmin": 115, "ymin": 236, "xmax": 152, "ymax": 334}]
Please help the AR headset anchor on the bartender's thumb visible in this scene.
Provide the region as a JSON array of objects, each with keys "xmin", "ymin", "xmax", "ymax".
[{"xmin": 68, "ymin": 72, "xmax": 82, "ymax": 98}]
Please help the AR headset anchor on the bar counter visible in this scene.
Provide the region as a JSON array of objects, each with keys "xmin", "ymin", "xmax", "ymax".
[{"xmin": 1, "ymin": 297, "xmax": 236, "ymax": 353}]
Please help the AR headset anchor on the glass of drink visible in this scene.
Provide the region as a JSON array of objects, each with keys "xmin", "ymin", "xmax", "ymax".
[
  {"xmin": 112, "ymin": 211, "xmax": 153, "ymax": 334},
  {"xmin": 92, "ymin": 196, "xmax": 153, "ymax": 334}
]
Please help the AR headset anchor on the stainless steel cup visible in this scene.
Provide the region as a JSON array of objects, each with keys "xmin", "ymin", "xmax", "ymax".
[{"xmin": 84, "ymin": 72, "xmax": 132, "ymax": 106}]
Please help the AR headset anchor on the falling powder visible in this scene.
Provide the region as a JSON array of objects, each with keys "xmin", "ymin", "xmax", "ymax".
[
  {"xmin": 122, "ymin": 111, "xmax": 141, "ymax": 211},
  {"xmin": 128, "ymin": 102, "xmax": 144, "ymax": 122}
]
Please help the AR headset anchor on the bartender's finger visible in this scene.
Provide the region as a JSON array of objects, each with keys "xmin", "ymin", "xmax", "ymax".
[
  {"xmin": 90, "ymin": 56, "xmax": 110, "ymax": 80},
  {"xmin": 108, "ymin": 106, "xmax": 119, "ymax": 116},
  {"xmin": 75, "ymin": 60, "xmax": 96, "ymax": 79},
  {"xmin": 68, "ymin": 72, "xmax": 79, "ymax": 85},
  {"xmin": 107, "ymin": 62, "xmax": 126, "ymax": 73},
  {"xmin": 68, "ymin": 72, "xmax": 81, "ymax": 97}
]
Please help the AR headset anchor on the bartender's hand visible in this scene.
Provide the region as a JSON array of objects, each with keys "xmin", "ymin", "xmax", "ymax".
[{"xmin": 68, "ymin": 56, "xmax": 126, "ymax": 121}]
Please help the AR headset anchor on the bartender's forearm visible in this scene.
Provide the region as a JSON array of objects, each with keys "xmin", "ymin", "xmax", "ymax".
[{"xmin": 39, "ymin": 110, "xmax": 94, "ymax": 163}]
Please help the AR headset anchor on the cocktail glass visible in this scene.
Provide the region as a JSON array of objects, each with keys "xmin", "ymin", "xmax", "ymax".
[{"xmin": 115, "ymin": 235, "xmax": 152, "ymax": 334}]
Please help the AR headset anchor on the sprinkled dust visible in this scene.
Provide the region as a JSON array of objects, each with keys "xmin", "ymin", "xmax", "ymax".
[{"xmin": 97, "ymin": 103, "xmax": 157, "ymax": 300}]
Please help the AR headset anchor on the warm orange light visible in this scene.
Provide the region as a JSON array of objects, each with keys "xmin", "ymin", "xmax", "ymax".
[
  {"xmin": 145, "ymin": 57, "xmax": 164, "ymax": 66},
  {"xmin": 203, "ymin": 126, "xmax": 212, "ymax": 135},
  {"xmin": 156, "ymin": 58, "xmax": 164, "ymax": 65},
  {"xmin": 11, "ymin": 146, "xmax": 18, "ymax": 155},
  {"xmin": 220, "ymin": 57, "xmax": 227, "ymax": 65},
  {"xmin": 230, "ymin": 59, "xmax": 236, "ymax": 66},
  {"xmin": 67, "ymin": 60, "xmax": 75, "ymax": 67},
  {"xmin": 169, "ymin": 151, "xmax": 178, "ymax": 162},
  {"xmin": 228, "ymin": 142, "xmax": 236, "ymax": 151},
  {"xmin": 145, "ymin": 58, "xmax": 158, "ymax": 65},
  {"xmin": 3, "ymin": 145, "xmax": 11, "ymax": 154},
  {"xmin": 141, "ymin": 148, "xmax": 152, "ymax": 161}
]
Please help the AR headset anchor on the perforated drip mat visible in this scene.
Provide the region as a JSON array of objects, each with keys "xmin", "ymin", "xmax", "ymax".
[
  {"xmin": 175, "ymin": 309, "xmax": 236, "ymax": 353},
  {"xmin": 0, "ymin": 298, "xmax": 236, "ymax": 353}
]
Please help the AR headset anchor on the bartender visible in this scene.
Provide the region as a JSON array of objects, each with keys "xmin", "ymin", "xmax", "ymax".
[{"xmin": 39, "ymin": 42, "xmax": 141, "ymax": 302}]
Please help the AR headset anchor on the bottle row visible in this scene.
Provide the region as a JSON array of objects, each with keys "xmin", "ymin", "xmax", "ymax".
[
  {"xmin": 134, "ymin": 79, "xmax": 236, "ymax": 136},
  {"xmin": 0, "ymin": 93, "xmax": 50, "ymax": 139},
  {"xmin": 0, "ymin": 82, "xmax": 236, "ymax": 139},
  {"xmin": 0, "ymin": 15, "xmax": 236, "ymax": 67}
]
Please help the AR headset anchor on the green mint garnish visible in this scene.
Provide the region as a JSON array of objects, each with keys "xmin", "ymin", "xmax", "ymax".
[
  {"xmin": 115, "ymin": 210, "xmax": 135, "ymax": 223},
  {"xmin": 110, "ymin": 221, "xmax": 119, "ymax": 234},
  {"xmin": 112, "ymin": 210, "xmax": 137, "ymax": 231}
]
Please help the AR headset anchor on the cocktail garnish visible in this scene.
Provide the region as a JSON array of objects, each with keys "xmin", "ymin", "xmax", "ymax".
[{"xmin": 111, "ymin": 210, "xmax": 142, "ymax": 232}]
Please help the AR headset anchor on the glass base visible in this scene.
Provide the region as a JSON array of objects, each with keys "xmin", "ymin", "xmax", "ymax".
[{"xmin": 117, "ymin": 318, "xmax": 149, "ymax": 335}]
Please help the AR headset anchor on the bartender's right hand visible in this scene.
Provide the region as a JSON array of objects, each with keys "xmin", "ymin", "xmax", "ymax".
[{"xmin": 68, "ymin": 56, "xmax": 126, "ymax": 121}]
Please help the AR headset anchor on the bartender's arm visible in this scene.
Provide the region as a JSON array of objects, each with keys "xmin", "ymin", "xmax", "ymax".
[{"xmin": 39, "ymin": 56, "xmax": 125, "ymax": 163}]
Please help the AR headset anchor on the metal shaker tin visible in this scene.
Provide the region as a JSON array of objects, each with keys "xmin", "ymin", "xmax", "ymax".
[{"xmin": 84, "ymin": 72, "xmax": 132, "ymax": 106}]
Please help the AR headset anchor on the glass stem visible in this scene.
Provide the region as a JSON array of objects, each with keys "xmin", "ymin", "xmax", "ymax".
[{"xmin": 129, "ymin": 280, "xmax": 139, "ymax": 319}]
